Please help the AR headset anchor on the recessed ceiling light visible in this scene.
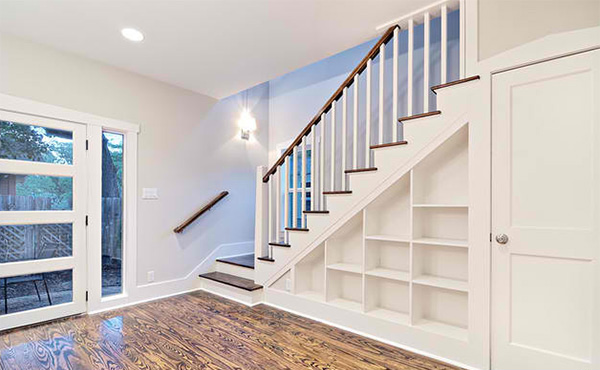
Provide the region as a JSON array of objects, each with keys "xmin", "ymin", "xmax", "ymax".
[{"xmin": 121, "ymin": 28, "xmax": 144, "ymax": 42}]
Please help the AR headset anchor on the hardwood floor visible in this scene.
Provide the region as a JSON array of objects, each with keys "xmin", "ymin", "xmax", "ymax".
[{"xmin": 0, "ymin": 291, "xmax": 463, "ymax": 370}]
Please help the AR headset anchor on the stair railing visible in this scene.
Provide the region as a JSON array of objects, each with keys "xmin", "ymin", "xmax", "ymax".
[
  {"xmin": 174, "ymin": 191, "xmax": 229, "ymax": 233},
  {"xmin": 256, "ymin": 0, "xmax": 463, "ymax": 261}
]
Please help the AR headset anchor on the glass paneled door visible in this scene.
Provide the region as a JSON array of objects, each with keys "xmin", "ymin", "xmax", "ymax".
[{"xmin": 0, "ymin": 111, "xmax": 87, "ymax": 331}]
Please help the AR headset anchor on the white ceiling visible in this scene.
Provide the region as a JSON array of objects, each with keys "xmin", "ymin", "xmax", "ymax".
[{"xmin": 0, "ymin": 0, "xmax": 431, "ymax": 99}]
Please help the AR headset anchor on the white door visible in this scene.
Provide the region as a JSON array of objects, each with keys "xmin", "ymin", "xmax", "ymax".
[
  {"xmin": 491, "ymin": 50, "xmax": 600, "ymax": 370},
  {"xmin": 0, "ymin": 110, "xmax": 87, "ymax": 331}
]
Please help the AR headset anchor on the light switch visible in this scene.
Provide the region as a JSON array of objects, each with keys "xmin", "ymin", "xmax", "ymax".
[{"xmin": 142, "ymin": 188, "xmax": 159, "ymax": 200}]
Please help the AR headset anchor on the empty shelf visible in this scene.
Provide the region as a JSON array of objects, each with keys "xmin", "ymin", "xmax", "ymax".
[
  {"xmin": 413, "ymin": 275, "xmax": 468, "ymax": 292},
  {"xmin": 327, "ymin": 263, "xmax": 362, "ymax": 274},
  {"xmin": 366, "ymin": 235, "xmax": 411, "ymax": 243},
  {"xmin": 412, "ymin": 237, "xmax": 468, "ymax": 248},
  {"xmin": 329, "ymin": 298, "xmax": 362, "ymax": 312},
  {"xmin": 367, "ymin": 308, "xmax": 410, "ymax": 325},
  {"xmin": 365, "ymin": 268, "xmax": 410, "ymax": 282}
]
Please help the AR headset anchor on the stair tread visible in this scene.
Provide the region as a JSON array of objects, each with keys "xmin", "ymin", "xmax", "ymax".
[
  {"xmin": 398, "ymin": 110, "xmax": 441, "ymax": 122},
  {"xmin": 431, "ymin": 75, "xmax": 480, "ymax": 94},
  {"xmin": 199, "ymin": 271, "xmax": 262, "ymax": 291},
  {"xmin": 216, "ymin": 254, "xmax": 255, "ymax": 269},
  {"xmin": 323, "ymin": 190, "xmax": 352, "ymax": 195},
  {"xmin": 303, "ymin": 210, "xmax": 329, "ymax": 214},
  {"xmin": 285, "ymin": 227, "xmax": 309, "ymax": 231},
  {"xmin": 371, "ymin": 141, "xmax": 408, "ymax": 150},
  {"xmin": 269, "ymin": 241, "xmax": 291, "ymax": 247},
  {"xmin": 345, "ymin": 167, "xmax": 377, "ymax": 174},
  {"xmin": 257, "ymin": 255, "xmax": 275, "ymax": 262}
]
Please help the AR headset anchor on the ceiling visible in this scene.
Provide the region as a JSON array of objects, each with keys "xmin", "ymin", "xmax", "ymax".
[{"xmin": 0, "ymin": 0, "xmax": 431, "ymax": 99}]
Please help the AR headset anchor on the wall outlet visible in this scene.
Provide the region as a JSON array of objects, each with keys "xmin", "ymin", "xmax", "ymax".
[
  {"xmin": 285, "ymin": 278, "xmax": 291, "ymax": 291},
  {"xmin": 142, "ymin": 188, "xmax": 159, "ymax": 200},
  {"xmin": 147, "ymin": 271, "xmax": 155, "ymax": 283}
]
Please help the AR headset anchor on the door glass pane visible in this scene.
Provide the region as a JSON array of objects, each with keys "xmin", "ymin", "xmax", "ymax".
[
  {"xmin": 0, "ymin": 121, "xmax": 73, "ymax": 164},
  {"xmin": 0, "ymin": 174, "xmax": 73, "ymax": 210},
  {"xmin": 0, "ymin": 224, "xmax": 72, "ymax": 263},
  {"xmin": 102, "ymin": 132, "xmax": 123, "ymax": 297},
  {"xmin": 0, "ymin": 269, "xmax": 72, "ymax": 315}
]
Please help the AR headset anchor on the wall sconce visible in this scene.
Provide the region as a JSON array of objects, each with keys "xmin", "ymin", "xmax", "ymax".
[{"xmin": 238, "ymin": 108, "xmax": 256, "ymax": 140}]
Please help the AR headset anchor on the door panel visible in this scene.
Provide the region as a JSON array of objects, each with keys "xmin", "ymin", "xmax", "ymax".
[
  {"xmin": 491, "ymin": 50, "xmax": 600, "ymax": 370},
  {"xmin": 0, "ymin": 110, "xmax": 86, "ymax": 331}
]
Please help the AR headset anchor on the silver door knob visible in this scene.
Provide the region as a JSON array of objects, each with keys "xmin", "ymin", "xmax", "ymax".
[{"xmin": 495, "ymin": 234, "xmax": 509, "ymax": 244}]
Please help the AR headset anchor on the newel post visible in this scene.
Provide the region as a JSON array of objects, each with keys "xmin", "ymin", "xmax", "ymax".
[{"xmin": 255, "ymin": 166, "xmax": 269, "ymax": 259}]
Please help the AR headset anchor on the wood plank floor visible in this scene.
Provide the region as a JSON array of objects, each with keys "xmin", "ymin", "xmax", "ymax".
[{"xmin": 0, "ymin": 291, "xmax": 463, "ymax": 370}]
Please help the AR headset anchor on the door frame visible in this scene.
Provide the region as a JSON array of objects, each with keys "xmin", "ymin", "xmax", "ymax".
[{"xmin": 0, "ymin": 93, "xmax": 140, "ymax": 321}]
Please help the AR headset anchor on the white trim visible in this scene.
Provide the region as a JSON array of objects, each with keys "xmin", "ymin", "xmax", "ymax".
[
  {"xmin": 199, "ymin": 288, "xmax": 263, "ymax": 307},
  {"xmin": 89, "ymin": 287, "xmax": 203, "ymax": 315},
  {"xmin": 0, "ymin": 93, "xmax": 140, "ymax": 133}
]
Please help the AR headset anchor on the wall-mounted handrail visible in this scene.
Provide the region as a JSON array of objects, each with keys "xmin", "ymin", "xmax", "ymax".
[
  {"xmin": 261, "ymin": 24, "xmax": 401, "ymax": 183},
  {"xmin": 173, "ymin": 191, "xmax": 229, "ymax": 233}
]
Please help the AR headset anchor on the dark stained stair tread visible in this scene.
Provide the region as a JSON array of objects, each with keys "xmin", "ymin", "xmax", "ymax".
[
  {"xmin": 257, "ymin": 256, "xmax": 275, "ymax": 262},
  {"xmin": 371, "ymin": 141, "xmax": 408, "ymax": 149},
  {"xmin": 398, "ymin": 110, "xmax": 441, "ymax": 122},
  {"xmin": 431, "ymin": 75, "xmax": 480, "ymax": 94},
  {"xmin": 285, "ymin": 227, "xmax": 309, "ymax": 232},
  {"xmin": 269, "ymin": 242, "xmax": 291, "ymax": 247},
  {"xmin": 323, "ymin": 191, "xmax": 352, "ymax": 195},
  {"xmin": 216, "ymin": 254, "xmax": 255, "ymax": 269},
  {"xmin": 303, "ymin": 210, "xmax": 329, "ymax": 214},
  {"xmin": 199, "ymin": 272, "xmax": 262, "ymax": 291},
  {"xmin": 345, "ymin": 167, "xmax": 377, "ymax": 174}
]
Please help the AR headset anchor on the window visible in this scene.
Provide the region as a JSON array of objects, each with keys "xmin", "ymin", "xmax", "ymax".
[
  {"xmin": 281, "ymin": 147, "xmax": 311, "ymax": 229},
  {"xmin": 101, "ymin": 132, "xmax": 124, "ymax": 297}
]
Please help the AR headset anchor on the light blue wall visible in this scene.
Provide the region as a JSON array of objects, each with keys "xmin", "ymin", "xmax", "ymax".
[{"xmin": 266, "ymin": 10, "xmax": 460, "ymax": 166}]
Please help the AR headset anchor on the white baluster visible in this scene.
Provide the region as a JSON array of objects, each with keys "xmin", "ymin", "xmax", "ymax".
[
  {"xmin": 408, "ymin": 18, "xmax": 414, "ymax": 116},
  {"xmin": 292, "ymin": 146, "xmax": 298, "ymax": 227},
  {"xmin": 276, "ymin": 167, "xmax": 281, "ymax": 242},
  {"xmin": 268, "ymin": 178, "xmax": 273, "ymax": 242},
  {"xmin": 319, "ymin": 114, "xmax": 325, "ymax": 208},
  {"xmin": 392, "ymin": 27, "xmax": 399, "ymax": 142},
  {"xmin": 330, "ymin": 102, "xmax": 336, "ymax": 191},
  {"xmin": 341, "ymin": 87, "xmax": 348, "ymax": 190},
  {"xmin": 423, "ymin": 12, "xmax": 430, "ymax": 113},
  {"xmin": 459, "ymin": 0, "xmax": 465, "ymax": 78},
  {"xmin": 353, "ymin": 75, "xmax": 359, "ymax": 169},
  {"xmin": 378, "ymin": 43, "xmax": 385, "ymax": 145},
  {"xmin": 284, "ymin": 155, "xmax": 290, "ymax": 240},
  {"xmin": 365, "ymin": 58, "xmax": 372, "ymax": 167},
  {"xmin": 441, "ymin": 4, "xmax": 448, "ymax": 84},
  {"xmin": 310, "ymin": 127, "xmax": 316, "ymax": 211},
  {"xmin": 301, "ymin": 135, "xmax": 307, "ymax": 227}
]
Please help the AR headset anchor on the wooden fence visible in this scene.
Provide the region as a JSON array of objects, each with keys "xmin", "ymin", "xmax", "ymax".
[{"xmin": 0, "ymin": 195, "xmax": 122, "ymax": 262}]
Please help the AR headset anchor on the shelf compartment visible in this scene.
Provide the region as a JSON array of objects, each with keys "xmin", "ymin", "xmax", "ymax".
[
  {"xmin": 327, "ymin": 263, "xmax": 361, "ymax": 274},
  {"xmin": 413, "ymin": 204, "xmax": 468, "ymax": 208},
  {"xmin": 366, "ymin": 268, "xmax": 410, "ymax": 282},
  {"xmin": 296, "ymin": 290, "xmax": 325, "ymax": 302},
  {"xmin": 365, "ymin": 234, "xmax": 410, "ymax": 243},
  {"xmin": 365, "ymin": 239, "xmax": 409, "ymax": 282},
  {"xmin": 413, "ymin": 284, "xmax": 468, "ymax": 341},
  {"xmin": 413, "ymin": 243, "xmax": 468, "ymax": 286},
  {"xmin": 412, "ymin": 237, "xmax": 468, "ymax": 248},
  {"xmin": 327, "ymin": 269, "xmax": 362, "ymax": 312},
  {"xmin": 326, "ymin": 213, "xmax": 363, "ymax": 268},
  {"xmin": 412, "ymin": 125, "xmax": 469, "ymax": 205},
  {"xmin": 295, "ymin": 244, "xmax": 325, "ymax": 299},
  {"xmin": 413, "ymin": 206, "xmax": 468, "ymax": 242},
  {"xmin": 413, "ymin": 275, "xmax": 468, "ymax": 292},
  {"xmin": 365, "ymin": 174, "xmax": 410, "ymax": 238},
  {"xmin": 365, "ymin": 276, "xmax": 409, "ymax": 325}
]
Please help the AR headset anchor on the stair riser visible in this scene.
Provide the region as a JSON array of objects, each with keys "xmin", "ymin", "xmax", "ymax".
[
  {"xmin": 436, "ymin": 82, "xmax": 479, "ymax": 117},
  {"xmin": 216, "ymin": 261, "xmax": 255, "ymax": 280},
  {"xmin": 200, "ymin": 279, "xmax": 263, "ymax": 306}
]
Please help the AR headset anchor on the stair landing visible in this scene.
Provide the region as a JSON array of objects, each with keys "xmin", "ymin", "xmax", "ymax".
[{"xmin": 216, "ymin": 253, "xmax": 255, "ymax": 269}]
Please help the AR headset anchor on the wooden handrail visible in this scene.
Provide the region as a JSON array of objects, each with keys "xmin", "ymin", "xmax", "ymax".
[
  {"xmin": 262, "ymin": 24, "xmax": 401, "ymax": 183},
  {"xmin": 173, "ymin": 191, "xmax": 229, "ymax": 233}
]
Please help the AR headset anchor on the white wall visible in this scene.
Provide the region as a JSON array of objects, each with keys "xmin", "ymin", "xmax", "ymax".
[
  {"xmin": 478, "ymin": 0, "xmax": 600, "ymax": 61},
  {"xmin": 0, "ymin": 33, "xmax": 268, "ymax": 287}
]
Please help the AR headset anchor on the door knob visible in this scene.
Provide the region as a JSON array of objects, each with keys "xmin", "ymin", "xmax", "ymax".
[{"xmin": 495, "ymin": 234, "xmax": 509, "ymax": 244}]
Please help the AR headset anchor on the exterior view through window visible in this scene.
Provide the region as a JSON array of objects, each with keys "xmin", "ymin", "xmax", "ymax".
[
  {"xmin": 0, "ymin": 120, "xmax": 74, "ymax": 315},
  {"xmin": 102, "ymin": 132, "xmax": 124, "ymax": 297}
]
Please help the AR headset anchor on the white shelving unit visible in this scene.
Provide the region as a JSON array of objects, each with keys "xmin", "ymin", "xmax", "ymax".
[{"xmin": 285, "ymin": 126, "xmax": 470, "ymax": 341}]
